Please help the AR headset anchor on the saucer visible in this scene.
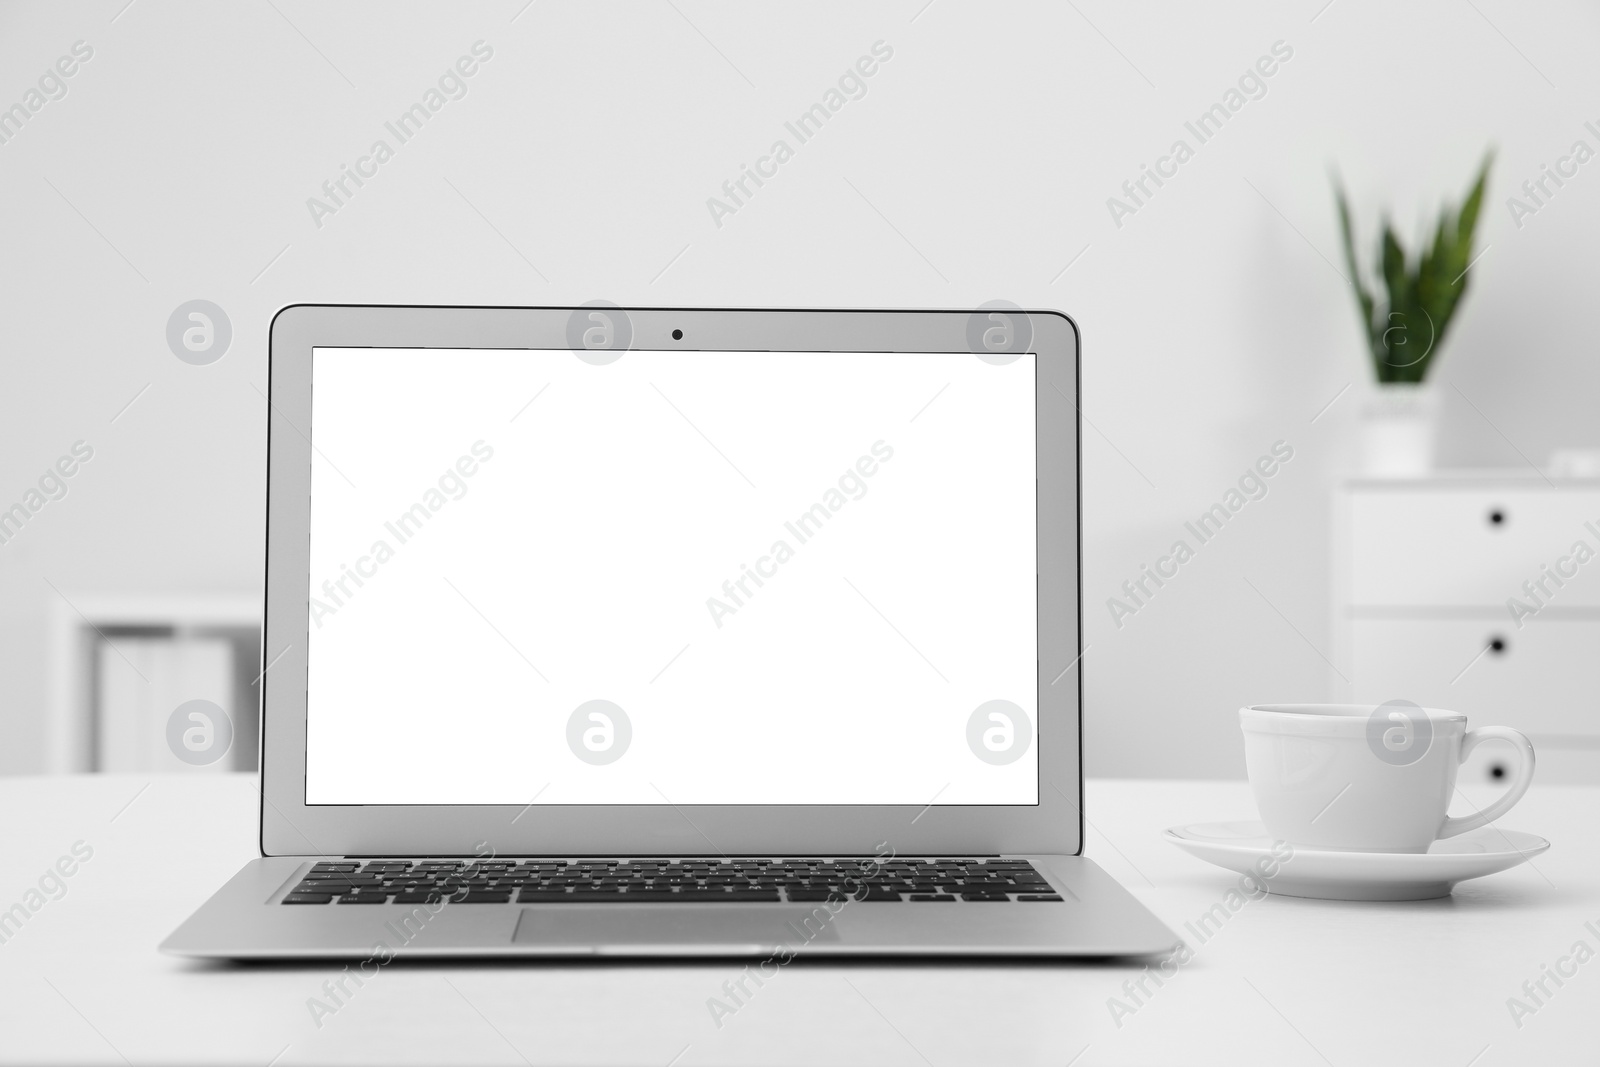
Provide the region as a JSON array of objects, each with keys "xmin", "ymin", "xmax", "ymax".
[{"xmin": 1163, "ymin": 821, "xmax": 1550, "ymax": 901}]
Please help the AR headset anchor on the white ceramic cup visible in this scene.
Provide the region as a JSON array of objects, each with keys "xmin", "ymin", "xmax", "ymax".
[{"xmin": 1239, "ymin": 703, "xmax": 1535, "ymax": 853}]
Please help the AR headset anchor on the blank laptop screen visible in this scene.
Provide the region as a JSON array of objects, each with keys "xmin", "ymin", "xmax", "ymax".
[{"xmin": 304, "ymin": 348, "xmax": 1038, "ymax": 805}]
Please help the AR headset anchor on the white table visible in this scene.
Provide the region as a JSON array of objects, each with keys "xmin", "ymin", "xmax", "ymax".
[{"xmin": 0, "ymin": 775, "xmax": 1590, "ymax": 1065}]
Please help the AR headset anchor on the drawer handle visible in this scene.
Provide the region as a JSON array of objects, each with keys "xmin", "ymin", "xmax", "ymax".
[
  {"xmin": 1487, "ymin": 507, "xmax": 1507, "ymax": 527},
  {"xmin": 1488, "ymin": 636, "xmax": 1508, "ymax": 655}
]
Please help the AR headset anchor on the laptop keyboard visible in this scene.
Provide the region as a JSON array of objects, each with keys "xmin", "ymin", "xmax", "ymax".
[{"xmin": 281, "ymin": 857, "xmax": 1062, "ymax": 904}]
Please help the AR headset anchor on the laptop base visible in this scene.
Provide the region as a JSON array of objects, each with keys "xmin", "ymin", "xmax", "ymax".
[{"xmin": 161, "ymin": 854, "xmax": 1179, "ymax": 959}]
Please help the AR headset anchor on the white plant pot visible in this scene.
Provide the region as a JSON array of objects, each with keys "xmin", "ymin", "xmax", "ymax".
[{"xmin": 1362, "ymin": 383, "xmax": 1437, "ymax": 477}]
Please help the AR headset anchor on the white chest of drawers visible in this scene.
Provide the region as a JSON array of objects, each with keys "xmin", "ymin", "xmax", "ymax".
[{"xmin": 1335, "ymin": 475, "xmax": 1600, "ymax": 783}]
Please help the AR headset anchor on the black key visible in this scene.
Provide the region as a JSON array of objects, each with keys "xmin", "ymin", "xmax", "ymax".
[
  {"xmin": 1017, "ymin": 894, "xmax": 1064, "ymax": 902},
  {"xmin": 282, "ymin": 893, "xmax": 333, "ymax": 904},
  {"xmin": 907, "ymin": 895, "xmax": 955, "ymax": 902},
  {"xmin": 393, "ymin": 891, "xmax": 442, "ymax": 904},
  {"xmin": 853, "ymin": 888, "xmax": 904, "ymax": 902},
  {"xmin": 459, "ymin": 891, "xmax": 513, "ymax": 903},
  {"xmin": 784, "ymin": 890, "xmax": 846, "ymax": 903},
  {"xmin": 339, "ymin": 893, "xmax": 391, "ymax": 904},
  {"xmin": 960, "ymin": 893, "xmax": 1010, "ymax": 902},
  {"xmin": 529, "ymin": 889, "xmax": 770, "ymax": 903}
]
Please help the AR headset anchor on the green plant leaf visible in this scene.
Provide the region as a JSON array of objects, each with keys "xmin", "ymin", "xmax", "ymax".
[
  {"xmin": 1378, "ymin": 223, "xmax": 1420, "ymax": 381},
  {"xmin": 1423, "ymin": 152, "xmax": 1492, "ymax": 371},
  {"xmin": 1334, "ymin": 181, "xmax": 1379, "ymax": 369},
  {"xmin": 1334, "ymin": 151, "xmax": 1492, "ymax": 384}
]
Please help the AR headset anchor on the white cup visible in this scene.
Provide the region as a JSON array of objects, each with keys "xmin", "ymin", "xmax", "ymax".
[{"xmin": 1239, "ymin": 703, "xmax": 1535, "ymax": 853}]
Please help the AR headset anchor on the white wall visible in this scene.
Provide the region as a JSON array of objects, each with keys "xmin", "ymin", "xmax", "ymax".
[{"xmin": 1, "ymin": 0, "xmax": 1594, "ymax": 777}]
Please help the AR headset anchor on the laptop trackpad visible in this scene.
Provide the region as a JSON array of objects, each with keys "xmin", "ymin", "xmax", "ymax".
[{"xmin": 513, "ymin": 906, "xmax": 842, "ymax": 954}]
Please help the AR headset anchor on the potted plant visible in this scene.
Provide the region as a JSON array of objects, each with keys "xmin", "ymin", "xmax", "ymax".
[{"xmin": 1335, "ymin": 155, "xmax": 1490, "ymax": 476}]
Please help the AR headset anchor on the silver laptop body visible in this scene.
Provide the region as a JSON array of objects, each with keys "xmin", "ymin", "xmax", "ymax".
[{"xmin": 161, "ymin": 305, "xmax": 1178, "ymax": 958}]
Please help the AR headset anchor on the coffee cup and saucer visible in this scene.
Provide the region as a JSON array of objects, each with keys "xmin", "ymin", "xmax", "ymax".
[{"xmin": 1164, "ymin": 703, "xmax": 1549, "ymax": 900}]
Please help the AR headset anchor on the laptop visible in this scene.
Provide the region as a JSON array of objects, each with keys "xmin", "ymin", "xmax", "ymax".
[{"xmin": 161, "ymin": 305, "xmax": 1178, "ymax": 958}]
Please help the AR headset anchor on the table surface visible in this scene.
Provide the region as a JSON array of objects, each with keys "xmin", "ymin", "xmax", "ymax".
[{"xmin": 0, "ymin": 774, "xmax": 1590, "ymax": 1066}]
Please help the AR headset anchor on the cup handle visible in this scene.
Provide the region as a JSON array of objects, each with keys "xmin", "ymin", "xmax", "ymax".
[{"xmin": 1437, "ymin": 726, "xmax": 1536, "ymax": 839}]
